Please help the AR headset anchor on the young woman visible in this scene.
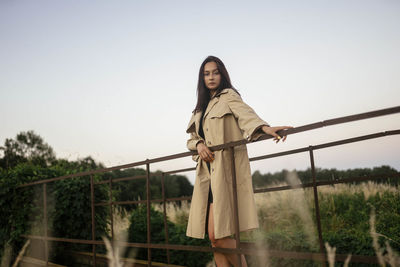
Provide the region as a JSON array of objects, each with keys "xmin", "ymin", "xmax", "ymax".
[{"xmin": 185, "ymin": 56, "xmax": 292, "ymax": 267}]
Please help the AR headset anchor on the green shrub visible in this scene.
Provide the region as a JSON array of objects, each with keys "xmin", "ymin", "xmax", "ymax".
[
  {"xmin": 0, "ymin": 164, "xmax": 36, "ymax": 263},
  {"xmin": 127, "ymin": 204, "xmax": 212, "ymax": 266},
  {"xmin": 0, "ymin": 161, "xmax": 109, "ymax": 265},
  {"xmin": 320, "ymin": 190, "xmax": 400, "ymax": 256}
]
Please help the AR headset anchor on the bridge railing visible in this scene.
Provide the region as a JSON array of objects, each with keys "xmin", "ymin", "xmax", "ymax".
[{"xmin": 18, "ymin": 106, "xmax": 400, "ymax": 266}]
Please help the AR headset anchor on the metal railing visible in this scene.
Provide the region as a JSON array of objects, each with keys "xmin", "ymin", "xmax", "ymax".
[{"xmin": 18, "ymin": 106, "xmax": 400, "ymax": 266}]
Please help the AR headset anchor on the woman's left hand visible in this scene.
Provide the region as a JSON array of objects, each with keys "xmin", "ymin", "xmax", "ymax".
[{"xmin": 261, "ymin": 125, "xmax": 293, "ymax": 143}]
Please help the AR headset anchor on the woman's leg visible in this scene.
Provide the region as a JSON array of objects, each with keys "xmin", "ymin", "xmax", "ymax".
[
  {"xmin": 208, "ymin": 203, "xmax": 230, "ymax": 267},
  {"xmin": 213, "ymin": 238, "xmax": 248, "ymax": 267},
  {"xmin": 208, "ymin": 204, "xmax": 248, "ymax": 267}
]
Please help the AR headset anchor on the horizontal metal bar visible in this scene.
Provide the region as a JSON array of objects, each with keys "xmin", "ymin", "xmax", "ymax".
[
  {"xmin": 163, "ymin": 167, "xmax": 196, "ymax": 175},
  {"xmin": 323, "ymin": 106, "xmax": 400, "ymax": 126},
  {"xmin": 94, "ymin": 174, "xmax": 149, "ymax": 185},
  {"xmin": 16, "ymin": 154, "xmax": 193, "ymax": 188},
  {"xmin": 250, "ymin": 147, "xmax": 310, "ymax": 162},
  {"xmin": 316, "ymin": 173, "xmax": 400, "ymax": 186},
  {"xmin": 240, "ymin": 107, "xmax": 400, "ymax": 147},
  {"xmin": 313, "ymin": 130, "xmax": 400, "ymax": 150},
  {"xmin": 288, "ymin": 106, "xmax": 400, "ymax": 135},
  {"xmin": 250, "ymin": 129, "xmax": 400, "ymax": 163},
  {"xmin": 95, "ymin": 200, "xmax": 146, "ymax": 206},
  {"xmin": 94, "ymin": 196, "xmax": 192, "ymax": 207},
  {"xmin": 95, "ymin": 199, "xmax": 191, "ymax": 207},
  {"xmin": 67, "ymin": 251, "xmax": 185, "ymax": 267},
  {"xmin": 22, "ymin": 235, "xmax": 379, "ymax": 263},
  {"xmin": 16, "ymin": 106, "xmax": 400, "ymax": 188},
  {"xmin": 254, "ymin": 173, "xmax": 400, "ymax": 193},
  {"xmin": 19, "ymin": 129, "xmax": 399, "ymax": 189},
  {"xmin": 162, "ymin": 196, "xmax": 192, "ymax": 202},
  {"xmin": 240, "ymin": 242, "xmax": 378, "ymax": 263}
]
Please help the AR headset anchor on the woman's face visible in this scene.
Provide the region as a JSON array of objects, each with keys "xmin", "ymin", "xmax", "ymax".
[{"xmin": 203, "ymin": 61, "xmax": 221, "ymax": 90}]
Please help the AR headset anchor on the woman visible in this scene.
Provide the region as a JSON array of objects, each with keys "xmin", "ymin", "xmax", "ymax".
[{"xmin": 186, "ymin": 56, "xmax": 292, "ymax": 267}]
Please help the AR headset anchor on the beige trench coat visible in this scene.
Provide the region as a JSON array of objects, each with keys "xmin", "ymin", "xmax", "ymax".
[{"xmin": 185, "ymin": 88, "xmax": 269, "ymax": 239}]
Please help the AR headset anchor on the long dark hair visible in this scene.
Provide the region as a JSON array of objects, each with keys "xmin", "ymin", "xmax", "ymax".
[{"xmin": 193, "ymin": 56, "xmax": 238, "ymax": 113}]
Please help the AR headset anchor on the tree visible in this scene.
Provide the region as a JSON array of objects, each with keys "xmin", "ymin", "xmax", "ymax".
[{"xmin": 0, "ymin": 130, "xmax": 56, "ymax": 169}]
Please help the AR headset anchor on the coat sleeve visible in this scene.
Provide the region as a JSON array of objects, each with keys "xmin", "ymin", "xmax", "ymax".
[
  {"xmin": 186, "ymin": 113, "xmax": 205, "ymax": 151},
  {"xmin": 187, "ymin": 132, "xmax": 204, "ymax": 151},
  {"xmin": 225, "ymin": 90, "xmax": 270, "ymax": 141}
]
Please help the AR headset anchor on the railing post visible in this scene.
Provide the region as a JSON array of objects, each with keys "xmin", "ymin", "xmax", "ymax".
[
  {"xmin": 230, "ymin": 147, "xmax": 242, "ymax": 267},
  {"xmin": 309, "ymin": 146, "xmax": 326, "ymax": 266},
  {"xmin": 43, "ymin": 183, "xmax": 48, "ymax": 266},
  {"xmin": 161, "ymin": 172, "xmax": 171, "ymax": 264},
  {"xmin": 109, "ymin": 176, "xmax": 114, "ymax": 241},
  {"xmin": 90, "ymin": 175, "xmax": 97, "ymax": 266},
  {"xmin": 146, "ymin": 162, "xmax": 152, "ymax": 267}
]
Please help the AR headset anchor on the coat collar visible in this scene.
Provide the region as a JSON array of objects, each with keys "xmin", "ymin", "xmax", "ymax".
[
  {"xmin": 203, "ymin": 88, "xmax": 230, "ymax": 119},
  {"xmin": 186, "ymin": 88, "xmax": 231, "ymax": 134}
]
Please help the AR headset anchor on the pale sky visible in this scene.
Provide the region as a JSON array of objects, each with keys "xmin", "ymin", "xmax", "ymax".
[{"xmin": 1, "ymin": 0, "xmax": 399, "ymax": 184}]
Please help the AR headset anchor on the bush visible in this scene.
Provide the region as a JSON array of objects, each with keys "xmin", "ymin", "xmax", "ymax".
[
  {"xmin": 0, "ymin": 161, "xmax": 109, "ymax": 265},
  {"xmin": 128, "ymin": 204, "xmax": 212, "ymax": 266},
  {"xmin": 320, "ymin": 190, "xmax": 400, "ymax": 256},
  {"xmin": 110, "ymin": 169, "xmax": 193, "ymax": 211},
  {"xmin": 0, "ymin": 164, "xmax": 36, "ymax": 263}
]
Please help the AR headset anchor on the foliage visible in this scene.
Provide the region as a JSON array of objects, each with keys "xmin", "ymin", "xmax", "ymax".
[
  {"xmin": 0, "ymin": 130, "xmax": 194, "ymax": 265},
  {"xmin": 320, "ymin": 190, "xmax": 400, "ymax": 256},
  {"xmin": 247, "ymin": 181, "xmax": 400, "ymax": 266},
  {"xmin": 0, "ymin": 130, "xmax": 56, "ymax": 169},
  {"xmin": 106, "ymin": 168, "xmax": 193, "ymax": 211},
  {"xmin": 0, "ymin": 158, "xmax": 109, "ymax": 264},
  {"xmin": 0, "ymin": 163, "xmax": 36, "ymax": 263},
  {"xmin": 168, "ymin": 223, "xmax": 213, "ymax": 267},
  {"xmin": 127, "ymin": 204, "xmax": 212, "ymax": 266}
]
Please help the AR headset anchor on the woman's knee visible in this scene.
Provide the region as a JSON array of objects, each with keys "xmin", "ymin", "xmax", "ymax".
[{"xmin": 209, "ymin": 236, "xmax": 228, "ymax": 248}]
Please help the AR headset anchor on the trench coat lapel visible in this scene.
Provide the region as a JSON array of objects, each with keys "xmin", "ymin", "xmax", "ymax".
[
  {"xmin": 187, "ymin": 89, "xmax": 230, "ymax": 134},
  {"xmin": 203, "ymin": 89, "xmax": 231, "ymax": 120},
  {"xmin": 203, "ymin": 96, "xmax": 219, "ymax": 120}
]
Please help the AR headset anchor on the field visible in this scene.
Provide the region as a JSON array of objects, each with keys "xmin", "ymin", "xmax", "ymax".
[
  {"xmin": 2, "ymin": 173, "xmax": 399, "ymax": 266},
  {"xmin": 150, "ymin": 176, "xmax": 400, "ymax": 266}
]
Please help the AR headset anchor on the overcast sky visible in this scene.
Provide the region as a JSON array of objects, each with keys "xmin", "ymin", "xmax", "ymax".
[{"xmin": 1, "ymin": 0, "xmax": 399, "ymax": 184}]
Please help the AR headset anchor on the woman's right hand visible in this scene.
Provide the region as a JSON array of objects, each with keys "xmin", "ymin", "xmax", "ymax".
[{"xmin": 196, "ymin": 142, "xmax": 215, "ymax": 162}]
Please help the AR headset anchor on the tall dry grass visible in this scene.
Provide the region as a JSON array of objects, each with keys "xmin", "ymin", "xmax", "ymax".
[
  {"xmin": 11, "ymin": 240, "xmax": 30, "ymax": 267},
  {"xmin": 325, "ymin": 242, "xmax": 351, "ymax": 267},
  {"xmin": 0, "ymin": 242, "xmax": 12, "ymax": 267},
  {"xmin": 317, "ymin": 180, "xmax": 398, "ymax": 199},
  {"xmin": 255, "ymin": 180, "xmax": 398, "ymax": 228},
  {"xmin": 152, "ymin": 200, "xmax": 190, "ymax": 226},
  {"xmin": 370, "ymin": 207, "xmax": 400, "ymax": 266},
  {"xmin": 105, "ymin": 207, "xmax": 137, "ymax": 267},
  {"xmin": 254, "ymin": 179, "xmax": 398, "ymax": 235}
]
